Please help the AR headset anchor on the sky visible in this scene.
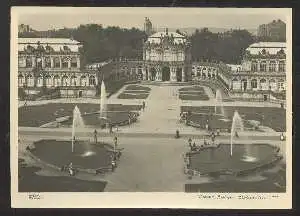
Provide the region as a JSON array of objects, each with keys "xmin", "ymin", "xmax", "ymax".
[{"xmin": 16, "ymin": 7, "xmax": 289, "ymax": 31}]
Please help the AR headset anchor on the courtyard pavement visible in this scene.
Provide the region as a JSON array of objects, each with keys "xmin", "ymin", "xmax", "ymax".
[
  {"xmin": 17, "ymin": 83, "xmax": 286, "ymax": 192},
  {"xmin": 18, "ymin": 133, "xmax": 285, "ymax": 192}
]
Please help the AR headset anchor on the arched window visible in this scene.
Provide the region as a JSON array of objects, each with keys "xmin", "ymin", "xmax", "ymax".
[
  {"xmin": 26, "ymin": 57, "xmax": 32, "ymax": 68},
  {"xmin": 62, "ymin": 75, "xmax": 69, "ymax": 86},
  {"xmin": 251, "ymin": 60, "xmax": 258, "ymax": 71},
  {"xmin": 138, "ymin": 66, "xmax": 143, "ymax": 74},
  {"xmin": 269, "ymin": 61, "xmax": 276, "ymax": 72},
  {"xmin": 260, "ymin": 61, "xmax": 267, "ymax": 72},
  {"xmin": 45, "ymin": 75, "xmax": 52, "ymax": 87},
  {"xmin": 54, "ymin": 57, "xmax": 60, "ymax": 68},
  {"xmin": 45, "ymin": 57, "xmax": 51, "ymax": 68},
  {"xmin": 89, "ymin": 75, "xmax": 96, "ymax": 86},
  {"xmin": 269, "ymin": 79, "xmax": 276, "ymax": 91},
  {"xmin": 279, "ymin": 60, "xmax": 285, "ymax": 72},
  {"xmin": 260, "ymin": 78, "xmax": 267, "ymax": 90},
  {"xmin": 278, "ymin": 79, "xmax": 285, "ymax": 91},
  {"xmin": 53, "ymin": 75, "xmax": 60, "ymax": 87},
  {"xmin": 18, "ymin": 74, "xmax": 24, "ymax": 86},
  {"xmin": 62, "ymin": 57, "xmax": 69, "ymax": 68},
  {"xmin": 71, "ymin": 57, "xmax": 77, "ymax": 68},
  {"xmin": 18, "ymin": 57, "xmax": 26, "ymax": 68},
  {"xmin": 251, "ymin": 79, "xmax": 257, "ymax": 89},
  {"xmin": 232, "ymin": 78, "xmax": 240, "ymax": 90},
  {"xmin": 70, "ymin": 75, "xmax": 77, "ymax": 86},
  {"xmin": 80, "ymin": 75, "xmax": 87, "ymax": 86},
  {"xmin": 26, "ymin": 74, "xmax": 34, "ymax": 87},
  {"xmin": 37, "ymin": 75, "xmax": 43, "ymax": 87}
]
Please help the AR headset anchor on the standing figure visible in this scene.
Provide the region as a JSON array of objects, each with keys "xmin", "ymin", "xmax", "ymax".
[
  {"xmin": 235, "ymin": 131, "xmax": 239, "ymax": 138},
  {"xmin": 188, "ymin": 138, "xmax": 192, "ymax": 149},
  {"xmin": 109, "ymin": 124, "xmax": 113, "ymax": 133},
  {"xmin": 94, "ymin": 129, "xmax": 98, "ymax": 143},
  {"xmin": 114, "ymin": 136, "xmax": 118, "ymax": 151},
  {"xmin": 142, "ymin": 101, "xmax": 146, "ymax": 111}
]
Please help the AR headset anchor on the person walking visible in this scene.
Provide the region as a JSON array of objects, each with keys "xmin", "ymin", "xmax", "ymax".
[
  {"xmin": 109, "ymin": 124, "xmax": 113, "ymax": 133},
  {"xmin": 94, "ymin": 129, "xmax": 98, "ymax": 143}
]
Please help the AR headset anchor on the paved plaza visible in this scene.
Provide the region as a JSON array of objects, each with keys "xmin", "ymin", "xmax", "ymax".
[{"xmin": 18, "ymin": 83, "xmax": 286, "ymax": 192}]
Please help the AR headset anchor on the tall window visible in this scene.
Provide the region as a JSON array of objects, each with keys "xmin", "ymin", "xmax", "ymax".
[
  {"xmin": 62, "ymin": 57, "xmax": 69, "ymax": 68},
  {"xmin": 26, "ymin": 74, "xmax": 34, "ymax": 87},
  {"xmin": 269, "ymin": 79, "xmax": 276, "ymax": 91},
  {"xmin": 279, "ymin": 60, "xmax": 285, "ymax": 72},
  {"xmin": 45, "ymin": 57, "xmax": 51, "ymax": 68},
  {"xmin": 62, "ymin": 76, "xmax": 69, "ymax": 86},
  {"xmin": 18, "ymin": 74, "xmax": 24, "ymax": 86},
  {"xmin": 18, "ymin": 57, "xmax": 26, "ymax": 68},
  {"xmin": 260, "ymin": 78, "xmax": 267, "ymax": 90},
  {"xmin": 260, "ymin": 61, "xmax": 267, "ymax": 72},
  {"xmin": 269, "ymin": 61, "xmax": 276, "ymax": 72},
  {"xmin": 45, "ymin": 75, "xmax": 52, "ymax": 87},
  {"xmin": 54, "ymin": 57, "xmax": 60, "ymax": 68},
  {"xmin": 89, "ymin": 75, "xmax": 96, "ymax": 86},
  {"xmin": 26, "ymin": 57, "xmax": 32, "ymax": 68},
  {"xmin": 71, "ymin": 57, "xmax": 77, "ymax": 68},
  {"xmin": 80, "ymin": 75, "xmax": 87, "ymax": 86},
  {"xmin": 70, "ymin": 76, "xmax": 77, "ymax": 86},
  {"xmin": 251, "ymin": 61, "xmax": 258, "ymax": 71},
  {"xmin": 232, "ymin": 78, "xmax": 239, "ymax": 90},
  {"xmin": 53, "ymin": 75, "xmax": 60, "ymax": 87},
  {"xmin": 37, "ymin": 75, "xmax": 43, "ymax": 87},
  {"xmin": 251, "ymin": 79, "xmax": 257, "ymax": 89}
]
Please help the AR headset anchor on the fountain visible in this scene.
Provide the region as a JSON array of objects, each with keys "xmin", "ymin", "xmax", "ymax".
[
  {"xmin": 230, "ymin": 110, "xmax": 244, "ymax": 156},
  {"xmin": 71, "ymin": 106, "xmax": 85, "ymax": 153},
  {"xmin": 215, "ymin": 89, "xmax": 225, "ymax": 116},
  {"xmin": 230, "ymin": 110, "xmax": 257, "ymax": 162},
  {"xmin": 100, "ymin": 80, "xmax": 107, "ymax": 120}
]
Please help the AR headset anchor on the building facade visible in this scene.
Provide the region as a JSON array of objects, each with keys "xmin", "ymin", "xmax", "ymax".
[
  {"xmin": 18, "ymin": 38, "xmax": 98, "ymax": 98},
  {"xmin": 258, "ymin": 19, "xmax": 286, "ymax": 41},
  {"xmin": 142, "ymin": 28, "xmax": 192, "ymax": 82},
  {"xmin": 230, "ymin": 42, "xmax": 286, "ymax": 100}
]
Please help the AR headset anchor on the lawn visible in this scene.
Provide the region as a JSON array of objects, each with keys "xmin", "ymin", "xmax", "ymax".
[
  {"xmin": 19, "ymin": 159, "xmax": 107, "ymax": 192},
  {"xmin": 18, "ymin": 103, "xmax": 141, "ymax": 127},
  {"xmin": 125, "ymin": 85, "xmax": 151, "ymax": 91},
  {"xmin": 179, "ymin": 86, "xmax": 209, "ymax": 101},
  {"xmin": 117, "ymin": 93, "xmax": 149, "ymax": 99},
  {"xmin": 62, "ymin": 111, "xmax": 138, "ymax": 127},
  {"xmin": 117, "ymin": 85, "xmax": 151, "ymax": 99},
  {"xmin": 181, "ymin": 106, "xmax": 286, "ymax": 132}
]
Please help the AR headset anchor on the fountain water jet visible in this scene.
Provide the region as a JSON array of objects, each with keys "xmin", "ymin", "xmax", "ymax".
[
  {"xmin": 71, "ymin": 106, "xmax": 85, "ymax": 153},
  {"xmin": 100, "ymin": 80, "xmax": 107, "ymax": 120},
  {"xmin": 215, "ymin": 89, "xmax": 225, "ymax": 116},
  {"xmin": 230, "ymin": 110, "xmax": 244, "ymax": 156}
]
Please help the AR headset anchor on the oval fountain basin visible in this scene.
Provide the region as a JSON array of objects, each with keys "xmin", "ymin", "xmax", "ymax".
[
  {"xmin": 30, "ymin": 139, "xmax": 113, "ymax": 171},
  {"xmin": 189, "ymin": 143, "xmax": 282, "ymax": 177}
]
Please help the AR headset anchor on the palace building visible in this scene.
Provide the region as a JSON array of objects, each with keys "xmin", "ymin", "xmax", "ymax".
[
  {"xmin": 141, "ymin": 28, "xmax": 192, "ymax": 82},
  {"xmin": 230, "ymin": 42, "xmax": 286, "ymax": 101},
  {"xmin": 18, "ymin": 38, "xmax": 98, "ymax": 98}
]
